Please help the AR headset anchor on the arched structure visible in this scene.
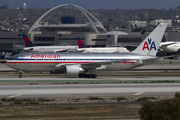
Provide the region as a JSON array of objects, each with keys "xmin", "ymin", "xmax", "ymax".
[{"xmin": 28, "ymin": 4, "xmax": 107, "ymax": 34}]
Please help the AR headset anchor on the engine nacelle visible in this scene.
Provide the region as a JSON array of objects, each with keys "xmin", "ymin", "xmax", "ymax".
[{"xmin": 65, "ymin": 65, "xmax": 83, "ymax": 75}]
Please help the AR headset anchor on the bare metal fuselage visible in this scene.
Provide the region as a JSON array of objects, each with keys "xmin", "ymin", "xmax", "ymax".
[{"xmin": 6, "ymin": 52, "xmax": 157, "ymax": 72}]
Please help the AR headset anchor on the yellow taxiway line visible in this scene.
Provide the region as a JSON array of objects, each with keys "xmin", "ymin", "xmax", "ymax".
[
  {"xmin": 7, "ymin": 94, "xmax": 22, "ymax": 98},
  {"xmin": 133, "ymin": 92, "xmax": 144, "ymax": 95}
]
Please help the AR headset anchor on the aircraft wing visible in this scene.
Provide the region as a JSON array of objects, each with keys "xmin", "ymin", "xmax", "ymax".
[
  {"xmin": 142, "ymin": 55, "xmax": 180, "ymax": 63},
  {"xmin": 54, "ymin": 59, "xmax": 135, "ymax": 70},
  {"xmin": 75, "ymin": 49, "xmax": 85, "ymax": 52},
  {"xmin": 54, "ymin": 49, "xmax": 69, "ymax": 52},
  {"xmin": 23, "ymin": 48, "xmax": 33, "ymax": 51},
  {"xmin": 81, "ymin": 59, "xmax": 136, "ymax": 69}
]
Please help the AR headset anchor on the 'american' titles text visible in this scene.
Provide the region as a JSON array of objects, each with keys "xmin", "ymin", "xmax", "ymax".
[{"xmin": 31, "ymin": 54, "xmax": 60, "ymax": 59}]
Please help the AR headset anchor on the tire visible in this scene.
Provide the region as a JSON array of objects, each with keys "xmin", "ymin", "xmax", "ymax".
[
  {"xmin": 83, "ymin": 74, "xmax": 87, "ymax": 78},
  {"xmin": 78, "ymin": 73, "xmax": 83, "ymax": 78},
  {"xmin": 87, "ymin": 74, "xmax": 92, "ymax": 78},
  {"xmin": 92, "ymin": 74, "xmax": 97, "ymax": 78},
  {"xmin": 19, "ymin": 75, "xmax": 23, "ymax": 78}
]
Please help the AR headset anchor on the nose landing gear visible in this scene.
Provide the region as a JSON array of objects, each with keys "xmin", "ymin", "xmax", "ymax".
[{"xmin": 19, "ymin": 70, "xmax": 23, "ymax": 78}]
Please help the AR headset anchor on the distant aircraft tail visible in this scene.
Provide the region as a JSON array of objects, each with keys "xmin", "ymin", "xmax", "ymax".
[
  {"xmin": 139, "ymin": 30, "xmax": 145, "ymax": 34},
  {"xmin": 161, "ymin": 35, "xmax": 167, "ymax": 42},
  {"xmin": 131, "ymin": 23, "xmax": 167, "ymax": 56},
  {"xmin": 77, "ymin": 37, "xmax": 87, "ymax": 48},
  {"xmin": 22, "ymin": 34, "xmax": 35, "ymax": 47}
]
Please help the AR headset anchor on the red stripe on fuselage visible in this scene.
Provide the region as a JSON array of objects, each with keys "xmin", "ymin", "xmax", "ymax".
[
  {"xmin": 6, "ymin": 61, "xmax": 95, "ymax": 64},
  {"xmin": 122, "ymin": 61, "xmax": 135, "ymax": 63},
  {"xmin": 6, "ymin": 61, "xmax": 136, "ymax": 64}
]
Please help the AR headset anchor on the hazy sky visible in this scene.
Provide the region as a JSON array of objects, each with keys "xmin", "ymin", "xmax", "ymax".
[{"xmin": 1, "ymin": 0, "xmax": 180, "ymax": 10}]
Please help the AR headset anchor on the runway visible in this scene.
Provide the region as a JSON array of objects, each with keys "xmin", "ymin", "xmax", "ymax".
[
  {"xmin": 0, "ymin": 76, "xmax": 180, "ymax": 82},
  {"xmin": 0, "ymin": 84, "xmax": 179, "ymax": 98}
]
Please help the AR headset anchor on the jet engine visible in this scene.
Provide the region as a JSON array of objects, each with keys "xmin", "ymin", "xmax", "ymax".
[{"xmin": 65, "ymin": 65, "xmax": 83, "ymax": 75}]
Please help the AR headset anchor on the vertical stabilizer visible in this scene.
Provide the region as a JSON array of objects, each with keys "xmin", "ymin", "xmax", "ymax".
[
  {"xmin": 77, "ymin": 37, "xmax": 87, "ymax": 48},
  {"xmin": 132, "ymin": 23, "xmax": 167, "ymax": 56},
  {"xmin": 139, "ymin": 30, "xmax": 145, "ymax": 34},
  {"xmin": 161, "ymin": 35, "xmax": 167, "ymax": 42},
  {"xmin": 22, "ymin": 34, "xmax": 35, "ymax": 47}
]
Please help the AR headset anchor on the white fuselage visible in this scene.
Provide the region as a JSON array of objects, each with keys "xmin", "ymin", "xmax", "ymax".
[
  {"xmin": 23, "ymin": 46, "xmax": 78, "ymax": 52},
  {"xmin": 76, "ymin": 47, "xmax": 129, "ymax": 53},
  {"xmin": 160, "ymin": 42, "xmax": 180, "ymax": 53},
  {"xmin": 6, "ymin": 52, "xmax": 159, "ymax": 72}
]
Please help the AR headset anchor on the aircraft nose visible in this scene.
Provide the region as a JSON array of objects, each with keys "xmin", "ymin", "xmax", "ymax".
[{"xmin": 5, "ymin": 61, "xmax": 11, "ymax": 67}]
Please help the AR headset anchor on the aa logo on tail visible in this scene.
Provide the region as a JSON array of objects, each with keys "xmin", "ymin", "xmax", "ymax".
[{"xmin": 142, "ymin": 38, "xmax": 156, "ymax": 50}]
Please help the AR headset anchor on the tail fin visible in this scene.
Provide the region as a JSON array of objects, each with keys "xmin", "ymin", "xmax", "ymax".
[
  {"xmin": 161, "ymin": 35, "xmax": 167, "ymax": 42},
  {"xmin": 77, "ymin": 37, "xmax": 87, "ymax": 48},
  {"xmin": 132, "ymin": 23, "xmax": 167, "ymax": 56},
  {"xmin": 139, "ymin": 30, "xmax": 145, "ymax": 34},
  {"xmin": 22, "ymin": 34, "xmax": 35, "ymax": 47}
]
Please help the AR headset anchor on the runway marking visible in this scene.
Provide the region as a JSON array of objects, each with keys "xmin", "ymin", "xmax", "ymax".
[
  {"xmin": 133, "ymin": 92, "xmax": 144, "ymax": 95},
  {"xmin": 7, "ymin": 94, "xmax": 22, "ymax": 98}
]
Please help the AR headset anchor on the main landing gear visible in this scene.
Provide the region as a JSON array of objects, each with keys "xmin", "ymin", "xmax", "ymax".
[
  {"xmin": 19, "ymin": 70, "xmax": 23, "ymax": 78},
  {"xmin": 78, "ymin": 73, "xmax": 97, "ymax": 78}
]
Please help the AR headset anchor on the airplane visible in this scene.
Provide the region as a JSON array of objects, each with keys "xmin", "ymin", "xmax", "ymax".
[
  {"xmin": 139, "ymin": 30, "xmax": 145, "ymax": 34},
  {"xmin": 22, "ymin": 34, "xmax": 78, "ymax": 52},
  {"xmin": 76, "ymin": 37, "xmax": 130, "ymax": 53},
  {"xmin": 6, "ymin": 23, "xmax": 168, "ymax": 78},
  {"xmin": 159, "ymin": 35, "xmax": 180, "ymax": 53}
]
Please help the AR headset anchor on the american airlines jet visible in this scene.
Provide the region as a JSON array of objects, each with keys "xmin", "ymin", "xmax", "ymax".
[
  {"xmin": 6, "ymin": 23, "xmax": 167, "ymax": 78},
  {"xmin": 22, "ymin": 34, "xmax": 78, "ymax": 52},
  {"xmin": 76, "ymin": 37, "xmax": 129, "ymax": 53}
]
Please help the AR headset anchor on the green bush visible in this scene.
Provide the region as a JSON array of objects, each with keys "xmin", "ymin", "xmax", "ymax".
[
  {"xmin": 2, "ymin": 98, "xmax": 15, "ymax": 102},
  {"xmin": 25, "ymin": 102, "xmax": 39, "ymax": 105},
  {"xmin": 175, "ymin": 92, "xmax": 180, "ymax": 98},
  {"xmin": 37, "ymin": 98, "xmax": 51, "ymax": 101},
  {"xmin": 14, "ymin": 101, "xmax": 23, "ymax": 104},
  {"xmin": 88, "ymin": 97, "xmax": 104, "ymax": 100},
  {"xmin": 23, "ymin": 98, "xmax": 32, "ymax": 102},
  {"xmin": 136, "ymin": 97, "xmax": 156, "ymax": 102},
  {"xmin": 116, "ymin": 97, "xmax": 127, "ymax": 102},
  {"xmin": 139, "ymin": 99, "xmax": 180, "ymax": 120}
]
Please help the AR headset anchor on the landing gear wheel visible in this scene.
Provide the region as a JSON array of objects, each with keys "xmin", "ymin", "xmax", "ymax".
[
  {"xmin": 19, "ymin": 75, "xmax": 23, "ymax": 78},
  {"xmin": 87, "ymin": 74, "xmax": 92, "ymax": 78},
  {"xmin": 92, "ymin": 74, "xmax": 97, "ymax": 78},
  {"xmin": 78, "ymin": 73, "xmax": 83, "ymax": 78},
  {"xmin": 18, "ymin": 70, "xmax": 23, "ymax": 78},
  {"xmin": 83, "ymin": 74, "xmax": 88, "ymax": 78}
]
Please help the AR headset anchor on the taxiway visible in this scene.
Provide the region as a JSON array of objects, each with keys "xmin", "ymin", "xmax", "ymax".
[{"xmin": 0, "ymin": 84, "xmax": 179, "ymax": 98}]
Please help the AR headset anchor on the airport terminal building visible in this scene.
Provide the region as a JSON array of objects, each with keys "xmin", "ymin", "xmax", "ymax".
[{"xmin": 0, "ymin": 4, "xmax": 180, "ymax": 56}]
